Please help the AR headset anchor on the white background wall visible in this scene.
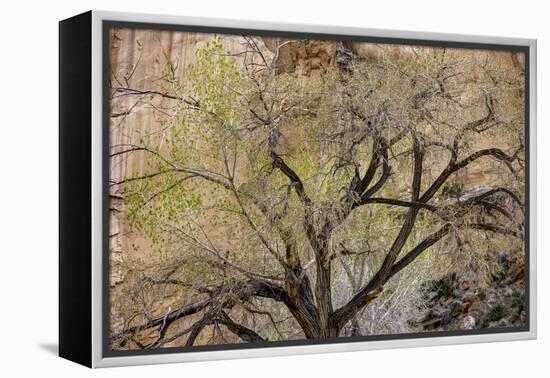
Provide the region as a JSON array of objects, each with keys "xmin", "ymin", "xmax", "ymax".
[{"xmin": 0, "ymin": 0, "xmax": 546, "ymax": 376}]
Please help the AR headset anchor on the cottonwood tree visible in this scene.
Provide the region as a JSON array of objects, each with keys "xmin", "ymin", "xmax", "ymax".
[{"xmin": 109, "ymin": 36, "xmax": 525, "ymax": 348}]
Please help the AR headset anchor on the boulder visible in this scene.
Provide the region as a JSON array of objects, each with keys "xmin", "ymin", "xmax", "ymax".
[{"xmin": 459, "ymin": 315, "xmax": 476, "ymax": 330}]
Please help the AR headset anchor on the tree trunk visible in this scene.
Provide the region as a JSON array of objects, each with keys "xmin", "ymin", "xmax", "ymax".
[{"xmin": 315, "ymin": 260, "xmax": 333, "ymax": 338}]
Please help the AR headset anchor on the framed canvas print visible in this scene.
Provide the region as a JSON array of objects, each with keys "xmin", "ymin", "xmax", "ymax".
[{"xmin": 59, "ymin": 10, "xmax": 537, "ymax": 368}]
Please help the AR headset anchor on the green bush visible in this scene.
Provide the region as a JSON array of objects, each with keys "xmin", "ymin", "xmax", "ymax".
[
  {"xmin": 511, "ymin": 293, "xmax": 524, "ymax": 309},
  {"xmin": 488, "ymin": 304, "xmax": 509, "ymax": 322},
  {"xmin": 491, "ymin": 268, "xmax": 506, "ymax": 282},
  {"xmin": 430, "ymin": 273, "xmax": 457, "ymax": 297}
]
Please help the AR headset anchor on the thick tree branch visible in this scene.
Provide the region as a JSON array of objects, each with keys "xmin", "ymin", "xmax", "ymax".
[
  {"xmin": 331, "ymin": 137, "xmax": 424, "ymax": 329},
  {"xmin": 388, "ymin": 224, "xmax": 452, "ymax": 278},
  {"xmin": 216, "ymin": 312, "xmax": 267, "ymax": 343},
  {"xmin": 362, "ymin": 197, "xmax": 438, "ymax": 212},
  {"xmin": 467, "ymin": 223, "xmax": 522, "ymax": 238},
  {"xmin": 270, "ymin": 151, "xmax": 311, "ymax": 204},
  {"xmin": 111, "ymin": 279, "xmax": 287, "ymax": 344},
  {"xmin": 421, "ymin": 147, "xmax": 523, "ymax": 203}
]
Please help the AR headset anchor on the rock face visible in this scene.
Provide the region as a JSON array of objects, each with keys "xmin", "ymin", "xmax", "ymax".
[
  {"xmin": 262, "ymin": 38, "xmax": 337, "ymax": 75},
  {"xmin": 414, "ymin": 252, "xmax": 526, "ymax": 332}
]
